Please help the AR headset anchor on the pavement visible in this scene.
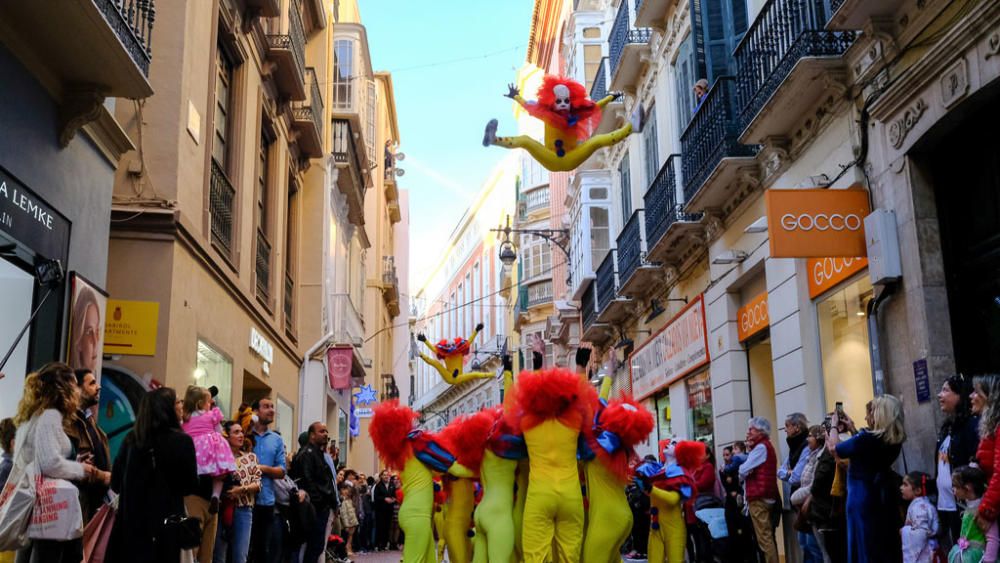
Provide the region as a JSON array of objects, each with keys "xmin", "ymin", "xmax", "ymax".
[{"xmin": 347, "ymin": 549, "xmax": 402, "ymax": 563}]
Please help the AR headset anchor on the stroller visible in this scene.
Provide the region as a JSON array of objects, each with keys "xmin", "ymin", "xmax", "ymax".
[{"xmin": 325, "ymin": 534, "xmax": 351, "ymax": 563}]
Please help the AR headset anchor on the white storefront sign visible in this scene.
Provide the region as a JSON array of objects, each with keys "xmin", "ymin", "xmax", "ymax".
[
  {"xmin": 630, "ymin": 295, "xmax": 709, "ymax": 400},
  {"xmin": 249, "ymin": 327, "xmax": 274, "ymax": 374}
]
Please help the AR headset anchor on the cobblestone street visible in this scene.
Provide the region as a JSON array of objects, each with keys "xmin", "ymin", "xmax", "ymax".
[{"xmin": 348, "ymin": 550, "xmax": 402, "ymax": 563}]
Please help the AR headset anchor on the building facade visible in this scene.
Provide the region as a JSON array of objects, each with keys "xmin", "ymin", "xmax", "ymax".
[{"xmin": 0, "ymin": 4, "xmax": 153, "ymax": 420}]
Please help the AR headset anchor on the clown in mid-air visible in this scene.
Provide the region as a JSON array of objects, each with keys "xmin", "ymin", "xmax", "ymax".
[
  {"xmin": 483, "ymin": 75, "xmax": 637, "ymax": 172},
  {"xmin": 417, "ymin": 322, "xmax": 494, "ymax": 385}
]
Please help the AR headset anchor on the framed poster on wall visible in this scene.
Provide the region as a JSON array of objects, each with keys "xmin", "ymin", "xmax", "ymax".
[{"xmin": 67, "ymin": 272, "xmax": 108, "ymax": 378}]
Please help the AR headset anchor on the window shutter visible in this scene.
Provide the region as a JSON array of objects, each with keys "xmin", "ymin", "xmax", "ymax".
[{"xmin": 701, "ymin": 0, "xmax": 748, "ymax": 82}]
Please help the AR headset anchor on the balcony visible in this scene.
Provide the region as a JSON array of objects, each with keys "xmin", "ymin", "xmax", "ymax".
[
  {"xmin": 596, "ymin": 250, "xmax": 633, "ymax": 324},
  {"xmin": 245, "ymin": 0, "xmax": 281, "ymax": 18},
  {"xmin": 209, "ymin": 160, "xmax": 236, "ymax": 258},
  {"xmin": 527, "ymin": 280, "xmax": 554, "ymax": 308},
  {"xmin": 734, "ymin": 0, "xmax": 857, "ymax": 144},
  {"xmin": 332, "ymin": 119, "xmax": 366, "ymax": 227},
  {"xmin": 255, "ymin": 229, "xmax": 272, "ymax": 302},
  {"xmin": 291, "ymin": 67, "xmax": 324, "ymax": 158},
  {"xmin": 0, "ymin": 0, "xmax": 155, "ymax": 99},
  {"xmin": 284, "ymin": 273, "xmax": 294, "ymax": 337},
  {"xmin": 681, "ymin": 77, "xmax": 760, "ymax": 213},
  {"xmin": 384, "ymin": 147, "xmax": 399, "ymax": 203},
  {"xmin": 591, "ymin": 57, "xmax": 623, "ymax": 136},
  {"xmin": 608, "ymin": 0, "xmax": 653, "ymax": 94},
  {"xmin": 616, "ymin": 210, "xmax": 660, "ymax": 297},
  {"xmin": 827, "ymin": 0, "xmax": 905, "ymax": 31},
  {"xmin": 382, "ymin": 256, "xmax": 400, "ymax": 318},
  {"xmin": 387, "ymin": 201, "xmax": 401, "ymax": 224},
  {"xmin": 635, "ymin": 0, "xmax": 680, "ymax": 30},
  {"xmin": 644, "ymin": 154, "xmax": 704, "ymax": 264},
  {"xmin": 266, "ymin": 0, "xmax": 307, "ymax": 101}
]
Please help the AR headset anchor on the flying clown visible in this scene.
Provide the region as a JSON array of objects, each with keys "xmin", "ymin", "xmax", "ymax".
[{"xmin": 483, "ymin": 75, "xmax": 638, "ymax": 172}]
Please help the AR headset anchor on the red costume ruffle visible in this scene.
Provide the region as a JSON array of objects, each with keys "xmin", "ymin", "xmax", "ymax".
[
  {"xmin": 437, "ymin": 409, "xmax": 495, "ymax": 473},
  {"xmin": 524, "ymin": 75, "xmax": 603, "ymax": 141},
  {"xmin": 369, "ymin": 400, "xmax": 418, "ymax": 471},
  {"xmin": 589, "ymin": 394, "xmax": 655, "ymax": 483}
]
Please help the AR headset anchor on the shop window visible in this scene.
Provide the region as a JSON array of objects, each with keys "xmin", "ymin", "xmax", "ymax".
[
  {"xmin": 817, "ymin": 275, "xmax": 874, "ymax": 425},
  {"xmin": 195, "ymin": 340, "xmax": 232, "ymax": 418},
  {"xmin": 687, "ymin": 371, "xmax": 714, "ymax": 448},
  {"xmin": 655, "ymin": 392, "xmax": 672, "ymax": 443},
  {"xmin": 276, "ymin": 396, "xmax": 294, "ymax": 456}
]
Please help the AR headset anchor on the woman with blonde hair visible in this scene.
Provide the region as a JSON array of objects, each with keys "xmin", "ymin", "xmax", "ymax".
[
  {"xmin": 12, "ymin": 362, "xmax": 106, "ymax": 563},
  {"xmin": 827, "ymin": 394, "xmax": 906, "ymax": 563}
]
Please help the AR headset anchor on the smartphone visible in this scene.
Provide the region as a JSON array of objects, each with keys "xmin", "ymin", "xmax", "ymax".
[{"xmin": 835, "ymin": 402, "xmax": 845, "ymax": 417}]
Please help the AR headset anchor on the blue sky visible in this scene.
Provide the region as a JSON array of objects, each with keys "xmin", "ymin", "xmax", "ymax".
[{"xmin": 364, "ymin": 0, "xmax": 535, "ymax": 287}]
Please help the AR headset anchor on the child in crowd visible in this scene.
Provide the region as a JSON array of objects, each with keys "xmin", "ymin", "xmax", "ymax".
[
  {"xmin": 182, "ymin": 385, "xmax": 237, "ymax": 512},
  {"xmin": 950, "ymin": 466, "xmax": 998, "ymax": 563},
  {"xmin": 900, "ymin": 471, "xmax": 939, "ymax": 563},
  {"xmin": 723, "ymin": 441, "xmax": 748, "ymax": 473},
  {"xmin": 339, "ymin": 481, "xmax": 360, "ymax": 556}
]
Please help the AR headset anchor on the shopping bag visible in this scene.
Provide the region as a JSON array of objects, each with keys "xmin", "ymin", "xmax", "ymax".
[
  {"xmin": 82, "ymin": 502, "xmax": 116, "ymax": 563},
  {"xmin": 0, "ymin": 460, "xmax": 36, "ymax": 550},
  {"xmin": 26, "ymin": 475, "xmax": 83, "ymax": 541}
]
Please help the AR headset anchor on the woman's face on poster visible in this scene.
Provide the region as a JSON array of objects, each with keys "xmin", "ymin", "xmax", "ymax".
[{"xmin": 76, "ymin": 303, "xmax": 100, "ymax": 371}]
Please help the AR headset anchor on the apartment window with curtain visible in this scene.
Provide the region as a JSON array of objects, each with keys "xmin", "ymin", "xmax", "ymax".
[
  {"xmin": 332, "ymin": 39, "xmax": 353, "ymax": 110},
  {"xmin": 642, "ymin": 105, "xmax": 659, "ymax": 188},
  {"xmin": 590, "ymin": 206, "xmax": 611, "ymax": 268},
  {"xmin": 255, "ymin": 124, "xmax": 275, "ymax": 302},
  {"xmin": 619, "ymin": 153, "xmax": 632, "ymax": 226},
  {"xmin": 213, "ymin": 47, "xmax": 235, "ymax": 171}
]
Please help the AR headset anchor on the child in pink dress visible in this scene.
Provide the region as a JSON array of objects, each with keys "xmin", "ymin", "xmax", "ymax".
[{"xmin": 182, "ymin": 385, "xmax": 237, "ymax": 512}]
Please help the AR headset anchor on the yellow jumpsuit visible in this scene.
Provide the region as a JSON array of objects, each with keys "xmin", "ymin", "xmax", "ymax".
[
  {"xmin": 513, "ymin": 458, "xmax": 530, "ymax": 561},
  {"xmin": 522, "ymin": 420, "xmax": 585, "ymax": 563},
  {"xmin": 399, "ymin": 457, "xmax": 438, "ymax": 563},
  {"xmin": 472, "ymin": 450, "xmax": 518, "ymax": 563},
  {"xmin": 418, "ymin": 327, "xmax": 493, "ymax": 385},
  {"xmin": 647, "ymin": 487, "xmax": 686, "ymax": 563},
  {"xmin": 443, "ymin": 478, "xmax": 475, "ymax": 563},
  {"xmin": 433, "ymin": 503, "xmax": 447, "ymax": 561},
  {"xmin": 582, "ymin": 454, "xmax": 633, "ymax": 563},
  {"xmin": 494, "ymin": 95, "xmax": 632, "ymax": 172}
]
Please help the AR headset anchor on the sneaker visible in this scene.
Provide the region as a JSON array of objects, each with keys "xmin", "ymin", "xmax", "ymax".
[{"xmin": 483, "ymin": 119, "xmax": 498, "ymax": 147}]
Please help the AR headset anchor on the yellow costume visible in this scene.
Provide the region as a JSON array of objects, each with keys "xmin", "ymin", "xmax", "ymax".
[
  {"xmin": 648, "ymin": 487, "xmax": 686, "ymax": 563},
  {"xmin": 417, "ymin": 323, "xmax": 493, "ymax": 386},
  {"xmin": 636, "ymin": 440, "xmax": 704, "ymax": 563},
  {"xmin": 443, "ymin": 477, "xmax": 475, "ymax": 563}
]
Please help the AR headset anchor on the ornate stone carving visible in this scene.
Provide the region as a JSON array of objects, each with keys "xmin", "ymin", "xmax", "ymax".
[
  {"xmin": 58, "ymin": 85, "xmax": 107, "ymax": 148},
  {"xmin": 941, "ymin": 58, "xmax": 969, "ymax": 108},
  {"xmin": 986, "ymin": 31, "xmax": 1000, "ymax": 59},
  {"xmin": 887, "ymin": 99, "xmax": 927, "ymax": 149},
  {"xmin": 701, "ymin": 212, "xmax": 725, "ymax": 244}
]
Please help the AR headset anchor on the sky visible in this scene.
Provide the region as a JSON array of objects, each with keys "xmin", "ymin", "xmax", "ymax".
[{"xmin": 363, "ymin": 0, "xmax": 536, "ymax": 288}]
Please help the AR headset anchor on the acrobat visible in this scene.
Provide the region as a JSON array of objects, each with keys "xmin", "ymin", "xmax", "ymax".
[{"xmin": 416, "ymin": 322, "xmax": 495, "ymax": 385}]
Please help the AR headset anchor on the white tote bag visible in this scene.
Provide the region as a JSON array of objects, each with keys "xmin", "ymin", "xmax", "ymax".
[
  {"xmin": 0, "ymin": 418, "xmax": 39, "ymax": 550},
  {"xmin": 26, "ymin": 475, "xmax": 83, "ymax": 541}
]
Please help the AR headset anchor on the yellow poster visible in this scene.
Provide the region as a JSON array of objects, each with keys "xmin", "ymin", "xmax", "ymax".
[{"xmin": 103, "ymin": 300, "xmax": 159, "ymax": 356}]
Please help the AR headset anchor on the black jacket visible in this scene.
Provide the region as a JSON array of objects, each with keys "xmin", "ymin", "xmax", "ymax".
[
  {"xmin": 374, "ymin": 481, "xmax": 395, "ymax": 514},
  {"xmin": 807, "ymin": 448, "xmax": 839, "ymax": 529},
  {"xmin": 290, "ymin": 443, "xmax": 337, "ymax": 513},
  {"xmin": 937, "ymin": 414, "xmax": 980, "ymax": 476}
]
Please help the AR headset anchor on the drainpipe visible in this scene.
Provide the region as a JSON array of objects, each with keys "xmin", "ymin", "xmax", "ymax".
[
  {"xmin": 866, "ymin": 282, "xmax": 897, "ymax": 396},
  {"xmin": 300, "ymin": 332, "xmax": 335, "ymax": 432}
]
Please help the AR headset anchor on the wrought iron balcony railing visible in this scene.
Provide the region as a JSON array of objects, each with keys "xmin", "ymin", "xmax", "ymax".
[
  {"xmin": 582, "ymin": 280, "xmax": 598, "ymax": 331},
  {"xmin": 332, "ymin": 120, "xmax": 364, "ymax": 171},
  {"xmin": 590, "ymin": 57, "xmax": 608, "ymax": 102},
  {"xmin": 284, "ymin": 273, "xmax": 294, "ymax": 334},
  {"xmin": 596, "ymin": 250, "xmax": 617, "ymax": 314},
  {"xmin": 267, "ymin": 0, "xmax": 306, "ymax": 88},
  {"xmin": 680, "ymin": 76, "xmax": 759, "ymax": 203},
  {"xmin": 616, "ymin": 210, "xmax": 645, "ymax": 287},
  {"xmin": 644, "ymin": 154, "xmax": 702, "ymax": 246},
  {"xmin": 209, "ymin": 160, "xmax": 236, "ymax": 257},
  {"xmin": 609, "ymin": 0, "xmax": 652, "ymax": 79},
  {"xmin": 101, "ymin": 0, "xmax": 155, "ymax": 75},
  {"xmin": 294, "ymin": 68, "xmax": 324, "ymax": 134},
  {"xmin": 255, "ymin": 228, "xmax": 272, "ymax": 300},
  {"xmin": 734, "ymin": 0, "xmax": 857, "ymax": 129}
]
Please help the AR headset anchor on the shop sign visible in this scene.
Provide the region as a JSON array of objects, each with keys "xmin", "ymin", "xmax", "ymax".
[
  {"xmin": 807, "ymin": 256, "xmax": 868, "ymax": 298},
  {"xmin": 0, "ymin": 167, "xmax": 70, "ymax": 262},
  {"xmin": 103, "ymin": 300, "xmax": 159, "ymax": 356},
  {"xmin": 249, "ymin": 327, "xmax": 274, "ymax": 365},
  {"xmin": 327, "ymin": 346, "xmax": 353, "ymax": 390},
  {"xmin": 765, "ymin": 187, "xmax": 871, "ymax": 258},
  {"xmin": 630, "ymin": 295, "xmax": 709, "ymax": 400},
  {"xmin": 737, "ymin": 292, "xmax": 769, "ymax": 342}
]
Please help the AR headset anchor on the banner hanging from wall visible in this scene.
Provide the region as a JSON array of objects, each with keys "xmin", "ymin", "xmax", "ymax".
[
  {"xmin": 327, "ymin": 346, "xmax": 353, "ymax": 390},
  {"xmin": 765, "ymin": 185, "xmax": 872, "ymax": 258}
]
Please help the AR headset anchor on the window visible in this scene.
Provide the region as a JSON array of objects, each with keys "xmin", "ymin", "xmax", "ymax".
[
  {"xmin": 284, "ymin": 177, "xmax": 298, "ymax": 333},
  {"xmin": 333, "ymin": 40, "xmax": 354, "ymax": 110},
  {"xmin": 619, "ymin": 153, "xmax": 632, "ymax": 225},
  {"xmin": 642, "ymin": 105, "xmax": 659, "ymax": 188},
  {"xmin": 687, "ymin": 371, "xmax": 714, "ymax": 449},
  {"xmin": 195, "ymin": 340, "xmax": 232, "ymax": 418},
  {"xmin": 654, "ymin": 391, "xmax": 672, "ymax": 442},
  {"xmin": 465, "ymin": 273, "xmax": 472, "ymax": 335},
  {"xmin": 525, "ymin": 186, "xmax": 550, "ymax": 211},
  {"xmin": 702, "ymin": 0, "xmax": 749, "ymax": 83},
  {"xmin": 257, "ymin": 127, "xmax": 274, "ymax": 231},
  {"xmin": 366, "ymin": 81, "xmax": 376, "ymax": 159},
  {"xmin": 817, "ymin": 275, "xmax": 874, "ymax": 426},
  {"xmin": 583, "ymin": 44, "xmax": 602, "ymax": 88},
  {"xmin": 674, "ymin": 32, "xmax": 701, "ymax": 131},
  {"xmin": 590, "ymin": 207, "xmax": 610, "ymax": 268},
  {"xmin": 213, "ymin": 46, "xmax": 236, "ymax": 170},
  {"xmin": 522, "ymin": 236, "xmax": 552, "ymax": 280},
  {"xmin": 337, "ymin": 408, "xmax": 348, "ymax": 465}
]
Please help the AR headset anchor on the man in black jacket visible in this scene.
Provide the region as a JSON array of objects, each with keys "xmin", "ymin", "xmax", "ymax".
[{"xmin": 291, "ymin": 422, "xmax": 338, "ymax": 562}]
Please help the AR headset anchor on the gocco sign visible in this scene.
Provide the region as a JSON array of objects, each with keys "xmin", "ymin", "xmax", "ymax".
[
  {"xmin": 737, "ymin": 292, "xmax": 769, "ymax": 342},
  {"xmin": 765, "ymin": 187, "xmax": 871, "ymax": 258}
]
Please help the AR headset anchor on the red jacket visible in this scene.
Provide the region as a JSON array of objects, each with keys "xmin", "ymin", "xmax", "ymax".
[
  {"xmin": 693, "ymin": 461, "xmax": 717, "ymax": 497},
  {"xmin": 978, "ymin": 433, "xmax": 1000, "ymax": 521},
  {"xmin": 744, "ymin": 440, "xmax": 779, "ymax": 502}
]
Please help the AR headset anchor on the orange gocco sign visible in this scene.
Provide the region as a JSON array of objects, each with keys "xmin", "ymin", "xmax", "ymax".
[
  {"xmin": 737, "ymin": 292, "xmax": 769, "ymax": 342},
  {"xmin": 807, "ymin": 256, "xmax": 868, "ymax": 298},
  {"xmin": 765, "ymin": 187, "xmax": 872, "ymax": 258}
]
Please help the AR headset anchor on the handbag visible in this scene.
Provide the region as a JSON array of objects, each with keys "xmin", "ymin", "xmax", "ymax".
[
  {"xmin": 148, "ymin": 448, "xmax": 201, "ymax": 551},
  {"xmin": 82, "ymin": 501, "xmax": 116, "ymax": 563},
  {"xmin": 0, "ymin": 418, "xmax": 39, "ymax": 550}
]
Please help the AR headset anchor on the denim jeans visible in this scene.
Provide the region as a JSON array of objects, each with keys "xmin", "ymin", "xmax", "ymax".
[
  {"xmin": 214, "ymin": 506, "xmax": 254, "ymax": 563},
  {"xmin": 798, "ymin": 530, "xmax": 824, "ymax": 563}
]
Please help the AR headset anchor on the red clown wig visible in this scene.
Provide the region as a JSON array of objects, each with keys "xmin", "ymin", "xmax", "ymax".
[
  {"xmin": 591, "ymin": 394, "xmax": 655, "ymax": 482},
  {"xmin": 674, "ymin": 440, "xmax": 707, "ymax": 471},
  {"xmin": 505, "ymin": 368, "xmax": 596, "ymax": 434},
  {"xmin": 369, "ymin": 400, "xmax": 419, "ymax": 471},
  {"xmin": 437, "ymin": 409, "xmax": 495, "ymax": 474},
  {"xmin": 524, "ymin": 75, "xmax": 603, "ymax": 140},
  {"xmin": 434, "ymin": 337, "xmax": 472, "ymax": 360}
]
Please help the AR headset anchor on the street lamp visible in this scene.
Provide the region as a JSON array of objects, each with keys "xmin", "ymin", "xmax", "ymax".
[{"xmin": 491, "ymin": 215, "xmax": 572, "ymax": 280}]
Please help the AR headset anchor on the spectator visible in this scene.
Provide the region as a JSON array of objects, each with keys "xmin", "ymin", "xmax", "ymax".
[
  {"xmin": 720, "ymin": 445, "xmax": 755, "ymax": 562},
  {"xmin": 900, "ymin": 470, "xmax": 938, "ymax": 563},
  {"xmin": 828, "ymin": 395, "xmax": 906, "ymax": 563},
  {"xmin": 364, "ymin": 476, "xmax": 377, "ymax": 550},
  {"xmin": 809, "ymin": 415, "xmax": 849, "ymax": 562},
  {"xmin": 0, "ymin": 418, "xmax": 15, "ymax": 488},
  {"xmin": 779, "ymin": 413, "xmax": 811, "ymax": 491},
  {"xmin": 66, "ymin": 368, "xmax": 111, "ymax": 522},
  {"xmin": 973, "ymin": 375, "xmax": 1000, "ymax": 532},
  {"xmin": 950, "ymin": 465, "xmax": 998, "ymax": 563},
  {"xmin": 290, "ymin": 422, "xmax": 338, "ymax": 562},
  {"xmin": 739, "ymin": 416, "xmax": 780, "ymax": 563},
  {"xmin": 338, "ymin": 482, "xmax": 359, "ymax": 556},
  {"xmin": 374, "ymin": 470, "xmax": 396, "ymax": 550},
  {"xmin": 248, "ymin": 398, "xmax": 287, "ymax": 563},
  {"xmin": 689, "ymin": 446, "xmax": 720, "ymax": 562},
  {"xmin": 13, "ymin": 363, "xmax": 104, "ymax": 563},
  {"xmin": 107, "ymin": 387, "xmax": 199, "ymax": 563},
  {"xmin": 693, "ymin": 78, "xmax": 709, "ymax": 113},
  {"xmin": 937, "ymin": 375, "xmax": 979, "ymax": 551},
  {"xmin": 789, "ymin": 425, "xmax": 825, "ymax": 563},
  {"xmin": 391, "ymin": 473, "xmax": 404, "ymax": 547},
  {"xmin": 213, "ymin": 420, "xmax": 261, "ymax": 563}
]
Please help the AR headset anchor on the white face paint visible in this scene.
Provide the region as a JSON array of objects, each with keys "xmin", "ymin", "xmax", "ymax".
[{"xmin": 553, "ymin": 84, "xmax": 571, "ymax": 112}]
